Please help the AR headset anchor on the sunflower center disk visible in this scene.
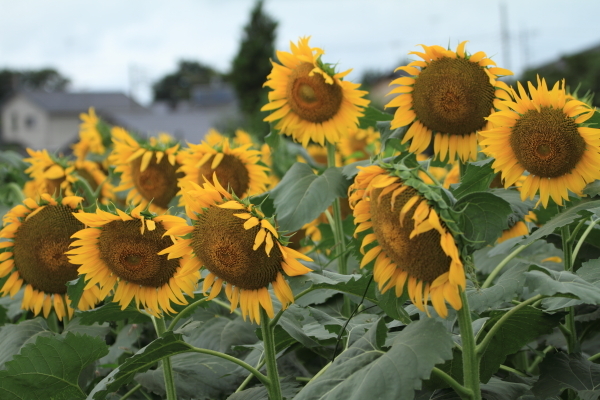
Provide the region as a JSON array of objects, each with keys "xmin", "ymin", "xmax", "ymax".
[
  {"xmin": 130, "ymin": 156, "xmax": 182, "ymax": 209},
  {"xmin": 197, "ymin": 154, "xmax": 250, "ymax": 196},
  {"xmin": 286, "ymin": 62, "xmax": 343, "ymax": 123},
  {"xmin": 370, "ymin": 187, "xmax": 451, "ymax": 283},
  {"xmin": 192, "ymin": 206, "xmax": 283, "ymax": 290},
  {"xmin": 12, "ymin": 205, "xmax": 84, "ymax": 294},
  {"xmin": 412, "ymin": 57, "xmax": 495, "ymax": 136},
  {"xmin": 98, "ymin": 220, "xmax": 179, "ymax": 287},
  {"xmin": 510, "ymin": 107, "xmax": 585, "ymax": 178}
]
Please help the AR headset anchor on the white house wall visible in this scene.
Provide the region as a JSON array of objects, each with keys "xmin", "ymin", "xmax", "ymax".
[
  {"xmin": 1, "ymin": 95, "xmax": 48, "ymax": 150},
  {"xmin": 47, "ymin": 116, "xmax": 79, "ymax": 151}
]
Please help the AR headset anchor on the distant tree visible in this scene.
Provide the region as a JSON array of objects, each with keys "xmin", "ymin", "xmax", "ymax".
[
  {"xmin": 520, "ymin": 45, "xmax": 600, "ymax": 107},
  {"xmin": 152, "ymin": 60, "xmax": 221, "ymax": 108},
  {"xmin": 0, "ymin": 68, "xmax": 69, "ymax": 103},
  {"xmin": 229, "ymin": 0, "xmax": 277, "ymax": 138}
]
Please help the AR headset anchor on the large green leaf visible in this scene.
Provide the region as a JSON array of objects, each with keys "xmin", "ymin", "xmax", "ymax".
[
  {"xmin": 294, "ymin": 318, "xmax": 454, "ymax": 400},
  {"xmin": 76, "ymin": 302, "xmax": 152, "ymax": 325},
  {"xmin": 278, "ymin": 305, "xmax": 340, "ymax": 349},
  {"xmin": 467, "ymin": 262, "xmax": 530, "ymax": 313},
  {"xmin": 477, "ymin": 306, "xmax": 563, "ymax": 383},
  {"xmin": 98, "ymin": 324, "xmax": 143, "ymax": 367},
  {"xmin": 518, "ymin": 199, "xmax": 600, "ymax": 246},
  {"xmin": 0, "ymin": 333, "xmax": 108, "ymax": 400},
  {"xmin": 375, "ymin": 287, "xmax": 411, "ymax": 323},
  {"xmin": 543, "ymin": 258, "xmax": 600, "ymax": 310},
  {"xmin": 358, "ymin": 106, "xmax": 393, "ymax": 130},
  {"xmin": 454, "ymin": 192, "xmax": 512, "ymax": 250},
  {"xmin": 226, "ymin": 378, "xmax": 302, "ymax": 400},
  {"xmin": 489, "ymin": 189, "xmax": 536, "ymax": 224},
  {"xmin": 270, "ymin": 163, "xmax": 349, "ymax": 232},
  {"xmin": 89, "ymin": 331, "xmax": 192, "ymax": 399},
  {"xmin": 524, "ymin": 264, "xmax": 600, "ymax": 308},
  {"xmin": 135, "ymin": 352, "xmax": 242, "ymax": 400},
  {"xmin": 480, "ymin": 377, "xmax": 531, "ymax": 400},
  {"xmin": 289, "ymin": 270, "xmax": 377, "ymax": 303},
  {"xmin": 451, "ymin": 159, "xmax": 495, "ymax": 199},
  {"xmin": 0, "ymin": 317, "xmax": 53, "ymax": 368},
  {"xmin": 532, "ymin": 352, "xmax": 600, "ymax": 400}
]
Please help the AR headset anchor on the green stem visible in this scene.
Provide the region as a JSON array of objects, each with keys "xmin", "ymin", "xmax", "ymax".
[
  {"xmin": 121, "ymin": 383, "xmax": 142, "ymax": 400},
  {"xmin": 526, "ymin": 345, "xmax": 554, "ymax": 374},
  {"xmin": 152, "ymin": 316, "xmax": 177, "ymax": 400},
  {"xmin": 167, "ymin": 297, "xmax": 207, "ymax": 331},
  {"xmin": 306, "ymin": 361, "xmax": 331, "ymax": 385},
  {"xmin": 261, "ymin": 308, "xmax": 282, "ymax": 400},
  {"xmin": 499, "ymin": 364, "xmax": 526, "ymax": 377},
  {"xmin": 481, "ymin": 243, "xmax": 532, "ymax": 289},
  {"xmin": 420, "ymin": 167, "xmax": 444, "ymax": 187},
  {"xmin": 235, "ymin": 357, "xmax": 265, "ymax": 393},
  {"xmin": 47, "ymin": 312, "xmax": 60, "ymax": 333},
  {"xmin": 476, "ymin": 294, "xmax": 544, "ymax": 356},
  {"xmin": 562, "ymin": 224, "xmax": 578, "ymax": 354},
  {"xmin": 589, "ymin": 352, "xmax": 600, "ymax": 362},
  {"xmin": 568, "ymin": 217, "xmax": 588, "ymax": 244},
  {"xmin": 326, "ymin": 142, "xmax": 351, "ymax": 317},
  {"xmin": 456, "ymin": 289, "xmax": 481, "ymax": 400},
  {"xmin": 572, "ymin": 217, "xmax": 600, "ymax": 263},
  {"xmin": 187, "ymin": 346, "xmax": 269, "ymax": 385},
  {"xmin": 431, "ymin": 367, "xmax": 474, "ymax": 400}
]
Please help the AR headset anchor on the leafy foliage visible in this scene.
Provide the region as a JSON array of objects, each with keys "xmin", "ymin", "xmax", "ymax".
[{"xmin": 532, "ymin": 352, "xmax": 600, "ymax": 400}]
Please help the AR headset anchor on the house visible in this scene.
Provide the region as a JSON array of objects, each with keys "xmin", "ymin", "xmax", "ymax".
[{"xmin": 0, "ymin": 88, "xmax": 240, "ymax": 152}]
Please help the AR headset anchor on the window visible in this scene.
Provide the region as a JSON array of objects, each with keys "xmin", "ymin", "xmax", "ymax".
[{"xmin": 25, "ymin": 115, "xmax": 36, "ymax": 130}]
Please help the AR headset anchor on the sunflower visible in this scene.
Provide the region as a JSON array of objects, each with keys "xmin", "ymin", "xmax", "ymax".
[
  {"xmin": 72, "ymin": 107, "xmax": 107, "ymax": 161},
  {"xmin": 339, "ymin": 126, "xmax": 380, "ymax": 163},
  {"xmin": 262, "ymin": 37, "xmax": 370, "ymax": 147},
  {"xmin": 66, "ymin": 204, "xmax": 200, "ymax": 317},
  {"xmin": 385, "ymin": 41, "xmax": 513, "ymax": 162},
  {"xmin": 497, "ymin": 220, "xmax": 529, "ymax": 243},
  {"xmin": 159, "ymin": 177, "xmax": 312, "ymax": 324},
  {"xmin": 480, "ymin": 77, "xmax": 600, "ymax": 207},
  {"xmin": 178, "ymin": 138, "xmax": 270, "ymax": 201},
  {"xmin": 0, "ymin": 194, "xmax": 100, "ymax": 320},
  {"xmin": 23, "ymin": 150, "xmax": 113, "ymax": 204},
  {"xmin": 110, "ymin": 127, "xmax": 182, "ymax": 212},
  {"xmin": 349, "ymin": 165, "xmax": 465, "ymax": 318},
  {"xmin": 24, "ymin": 149, "xmax": 78, "ymax": 198}
]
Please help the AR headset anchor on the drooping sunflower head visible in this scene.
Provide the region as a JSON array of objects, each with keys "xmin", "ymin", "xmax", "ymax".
[
  {"xmin": 385, "ymin": 41, "xmax": 513, "ymax": 162},
  {"xmin": 349, "ymin": 164, "xmax": 465, "ymax": 318},
  {"xmin": 262, "ymin": 36, "xmax": 370, "ymax": 147},
  {"xmin": 110, "ymin": 127, "xmax": 183, "ymax": 212},
  {"xmin": 161, "ymin": 178, "xmax": 313, "ymax": 324},
  {"xmin": 66, "ymin": 204, "xmax": 200, "ymax": 317},
  {"xmin": 480, "ymin": 77, "xmax": 600, "ymax": 207},
  {"xmin": 178, "ymin": 138, "xmax": 270, "ymax": 202},
  {"xmin": 72, "ymin": 107, "xmax": 107, "ymax": 161},
  {"xmin": 0, "ymin": 194, "xmax": 100, "ymax": 320}
]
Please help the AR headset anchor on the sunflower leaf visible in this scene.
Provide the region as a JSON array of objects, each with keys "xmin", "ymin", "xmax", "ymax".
[
  {"xmin": 451, "ymin": 158, "xmax": 495, "ymax": 199},
  {"xmin": 358, "ymin": 106, "xmax": 393, "ymax": 130},
  {"xmin": 0, "ymin": 317, "xmax": 53, "ymax": 369},
  {"xmin": 66, "ymin": 274, "xmax": 87, "ymax": 311},
  {"xmin": 517, "ymin": 199, "xmax": 600, "ymax": 247},
  {"xmin": 454, "ymin": 191, "xmax": 512, "ymax": 250},
  {"xmin": 0, "ymin": 332, "xmax": 108, "ymax": 400},
  {"xmin": 542, "ymin": 258, "xmax": 600, "ymax": 310},
  {"xmin": 467, "ymin": 262, "xmax": 529, "ymax": 313},
  {"xmin": 89, "ymin": 331, "xmax": 192, "ymax": 400},
  {"xmin": 375, "ymin": 287, "xmax": 411, "ymax": 324},
  {"xmin": 480, "ymin": 377, "xmax": 531, "ymax": 400},
  {"xmin": 525, "ymin": 264, "xmax": 600, "ymax": 307},
  {"xmin": 294, "ymin": 318, "xmax": 454, "ymax": 400},
  {"xmin": 76, "ymin": 302, "xmax": 152, "ymax": 325},
  {"xmin": 270, "ymin": 162, "xmax": 349, "ymax": 232},
  {"xmin": 477, "ymin": 305, "xmax": 563, "ymax": 383},
  {"xmin": 532, "ymin": 352, "xmax": 600, "ymax": 400},
  {"xmin": 226, "ymin": 377, "xmax": 302, "ymax": 400}
]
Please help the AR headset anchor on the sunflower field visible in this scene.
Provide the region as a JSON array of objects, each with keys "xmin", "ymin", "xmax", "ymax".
[{"xmin": 1, "ymin": 37, "xmax": 600, "ymax": 400}]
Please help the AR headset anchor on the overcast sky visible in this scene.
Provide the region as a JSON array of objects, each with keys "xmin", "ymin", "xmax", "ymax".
[{"xmin": 2, "ymin": 0, "xmax": 599, "ymax": 105}]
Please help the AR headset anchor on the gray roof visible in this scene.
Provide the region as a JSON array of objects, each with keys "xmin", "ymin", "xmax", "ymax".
[{"xmin": 16, "ymin": 91, "xmax": 147, "ymax": 114}]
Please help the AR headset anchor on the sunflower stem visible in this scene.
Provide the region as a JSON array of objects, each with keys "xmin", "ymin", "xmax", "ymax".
[
  {"xmin": 572, "ymin": 217, "xmax": 600, "ymax": 264},
  {"xmin": 431, "ymin": 367, "xmax": 474, "ymax": 400},
  {"xmin": 456, "ymin": 289, "xmax": 481, "ymax": 400},
  {"xmin": 481, "ymin": 243, "xmax": 532, "ymax": 289},
  {"xmin": 326, "ymin": 142, "xmax": 352, "ymax": 318},
  {"xmin": 152, "ymin": 316, "xmax": 177, "ymax": 400},
  {"xmin": 260, "ymin": 307, "xmax": 282, "ymax": 400},
  {"xmin": 166, "ymin": 296, "xmax": 207, "ymax": 331},
  {"xmin": 561, "ymin": 224, "xmax": 579, "ymax": 354},
  {"xmin": 120, "ymin": 383, "xmax": 142, "ymax": 400}
]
